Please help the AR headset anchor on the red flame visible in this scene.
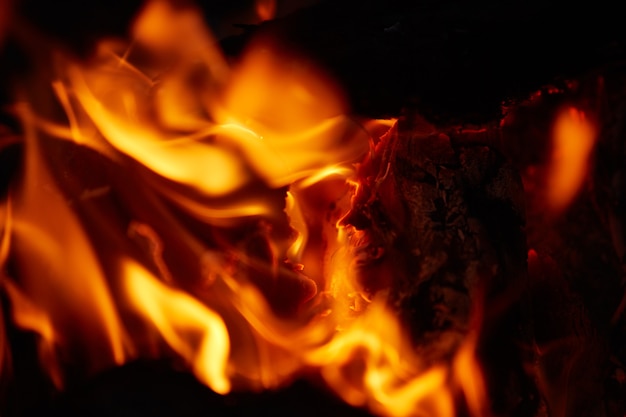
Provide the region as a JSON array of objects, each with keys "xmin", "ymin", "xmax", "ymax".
[
  {"xmin": 547, "ymin": 107, "xmax": 595, "ymax": 213},
  {"xmin": 255, "ymin": 0, "xmax": 277, "ymax": 21}
]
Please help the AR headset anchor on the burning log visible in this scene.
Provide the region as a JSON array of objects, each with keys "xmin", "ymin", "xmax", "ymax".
[
  {"xmin": 339, "ymin": 113, "xmax": 534, "ymax": 416},
  {"xmin": 4, "ymin": 112, "xmax": 535, "ymax": 417}
]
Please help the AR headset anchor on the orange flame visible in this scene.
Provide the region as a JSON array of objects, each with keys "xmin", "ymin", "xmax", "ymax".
[
  {"xmin": 123, "ymin": 260, "xmax": 231, "ymax": 394},
  {"xmin": 255, "ymin": 0, "xmax": 277, "ymax": 21},
  {"xmin": 3, "ymin": 279, "xmax": 63, "ymax": 388},
  {"xmin": 453, "ymin": 334, "xmax": 489, "ymax": 417},
  {"xmin": 0, "ymin": 200, "xmax": 12, "ymax": 380},
  {"xmin": 133, "ymin": 0, "xmax": 229, "ymax": 84},
  {"xmin": 547, "ymin": 107, "xmax": 595, "ymax": 213},
  {"xmin": 307, "ymin": 302, "xmax": 455, "ymax": 417},
  {"xmin": 6, "ymin": 106, "xmax": 130, "ymax": 378},
  {"xmin": 0, "ymin": 2, "xmax": 491, "ymax": 416},
  {"xmin": 213, "ymin": 44, "xmax": 368, "ymax": 188}
]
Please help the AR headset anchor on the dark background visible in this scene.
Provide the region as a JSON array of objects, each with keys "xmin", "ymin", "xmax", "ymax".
[{"xmin": 2, "ymin": 0, "xmax": 626, "ymax": 121}]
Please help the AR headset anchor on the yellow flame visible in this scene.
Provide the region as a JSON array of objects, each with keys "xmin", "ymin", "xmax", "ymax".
[
  {"xmin": 307, "ymin": 301, "xmax": 455, "ymax": 417},
  {"xmin": 123, "ymin": 260, "xmax": 231, "ymax": 394},
  {"xmin": 51, "ymin": 35, "xmax": 369, "ymax": 216},
  {"xmin": 295, "ymin": 166, "xmax": 356, "ymax": 190},
  {"xmin": 67, "ymin": 64, "xmax": 252, "ymax": 197},
  {"xmin": 453, "ymin": 335, "xmax": 489, "ymax": 417},
  {"xmin": 0, "ymin": 199, "xmax": 11, "ymax": 380},
  {"xmin": 9, "ymin": 105, "xmax": 129, "ymax": 376},
  {"xmin": 213, "ymin": 45, "xmax": 369, "ymax": 187},
  {"xmin": 285, "ymin": 191, "xmax": 307, "ymax": 263},
  {"xmin": 1, "ymin": 2, "xmax": 491, "ymax": 416},
  {"xmin": 3, "ymin": 280, "xmax": 63, "ymax": 388},
  {"xmin": 132, "ymin": 0, "xmax": 229, "ymax": 84},
  {"xmin": 547, "ymin": 107, "xmax": 595, "ymax": 213}
]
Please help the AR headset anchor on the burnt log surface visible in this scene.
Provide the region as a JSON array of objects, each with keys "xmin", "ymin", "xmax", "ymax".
[{"xmin": 343, "ymin": 115, "xmax": 535, "ymax": 416}]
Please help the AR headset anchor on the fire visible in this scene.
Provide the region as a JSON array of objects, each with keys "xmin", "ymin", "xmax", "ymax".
[
  {"xmin": 6, "ymin": 106, "xmax": 130, "ymax": 380},
  {"xmin": 123, "ymin": 260, "xmax": 230, "ymax": 394},
  {"xmin": 0, "ymin": 1, "xmax": 489, "ymax": 416},
  {"xmin": 255, "ymin": 0, "xmax": 277, "ymax": 21},
  {"xmin": 547, "ymin": 107, "xmax": 595, "ymax": 213},
  {"xmin": 307, "ymin": 301, "xmax": 456, "ymax": 417},
  {"xmin": 2, "ymin": 279, "xmax": 63, "ymax": 388}
]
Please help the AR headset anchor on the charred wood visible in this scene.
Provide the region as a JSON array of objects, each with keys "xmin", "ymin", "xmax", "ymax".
[{"xmin": 343, "ymin": 114, "xmax": 535, "ymax": 416}]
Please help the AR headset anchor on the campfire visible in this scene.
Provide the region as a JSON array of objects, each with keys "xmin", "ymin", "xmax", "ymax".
[{"xmin": 1, "ymin": 1, "xmax": 625, "ymax": 416}]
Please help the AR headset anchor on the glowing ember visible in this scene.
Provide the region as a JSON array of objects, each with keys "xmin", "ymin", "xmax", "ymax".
[
  {"xmin": 255, "ymin": 0, "xmax": 277, "ymax": 21},
  {"xmin": 0, "ymin": 1, "xmax": 488, "ymax": 416},
  {"xmin": 547, "ymin": 107, "xmax": 595, "ymax": 213}
]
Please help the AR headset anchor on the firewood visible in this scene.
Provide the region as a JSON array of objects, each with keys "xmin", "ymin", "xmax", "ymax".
[{"xmin": 344, "ymin": 112, "xmax": 535, "ymax": 415}]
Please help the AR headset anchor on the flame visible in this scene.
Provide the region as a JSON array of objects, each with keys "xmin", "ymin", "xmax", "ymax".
[
  {"xmin": 453, "ymin": 334, "xmax": 488, "ymax": 417},
  {"xmin": 6, "ymin": 106, "xmax": 130, "ymax": 378},
  {"xmin": 3, "ymin": 279, "xmax": 63, "ymax": 388},
  {"xmin": 132, "ymin": 0, "xmax": 229, "ymax": 84},
  {"xmin": 66, "ymin": 64, "xmax": 252, "ymax": 198},
  {"xmin": 0, "ymin": 1, "xmax": 490, "ymax": 416},
  {"xmin": 285, "ymin": 191, "xmax": 307, "ymax": 263},
  {"xmin": 123, "ymin": 260, "xmax": 230, "ymax": 394},
  {"xmin": 0, "ymin": 200, "xmax": 12, "ymax": 379},
  {"xmin": 212, "ymin": 44, "xmax": 368, "ymax": 188},
  {"xmin": 255, "ymin": 0, "xmax": 277, "ymax": 21},
  {"xmin": 307, "ymin": 301, "xmax": 455, "ymax": 417},
  {"xmin": 547, "ymin": 107, "xmax": 595, "ymax": 213},
  {"xmin": 0, "ymin": 197, "xmax": 9, "ymax": 269}
]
